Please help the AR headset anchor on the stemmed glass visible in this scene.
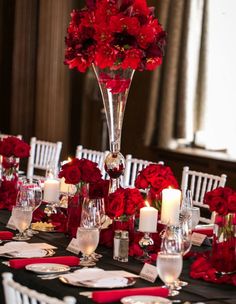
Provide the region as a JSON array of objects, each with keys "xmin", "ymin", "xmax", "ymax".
[
  {"xmin": 22, "ymin": 180, "xmax": 42, "ymax": 235},
  {"xmin": 12, "ymin": 190, "xmax": 33, "ymax": 241},
  {"xmin": 80, "ymin": 197, "xmax": 105, "ymax": 259},
  {"xmin": 76, "ymin": 227, "xmax": 99, "ymax": 267},
  {"xmin": 156, "ymin": 251, "xmax": 183, "ymax": 296},
  {"xmin": 190, "ymin": 207, "xmax": 200, "ymax": 229},
  {"xmin": 160, "ymin": 224, "xmax": 192, "ymax": 288}
]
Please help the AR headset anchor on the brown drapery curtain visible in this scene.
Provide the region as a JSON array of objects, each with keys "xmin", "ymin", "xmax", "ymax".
[{"xmin": 145, "ymin": 0, "xmax": 208, "ymax": 149}]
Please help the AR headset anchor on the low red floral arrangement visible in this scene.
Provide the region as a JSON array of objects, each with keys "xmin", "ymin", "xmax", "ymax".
[
  {"xmin": 0, "ymin": 136, "xmax": 30, "ymax": 159},
  {"xmin": 0, "ymin": 180, "xmax": 18, "ymax": 210},
  {"xmin": 65, "ymin": 0, "xmax": 166, "ymax": 72},
  {"xmin": 106, "ymin": 187, "xmax": 145, "ymax": 219},
  {"xmin": 190, "ymin": 186, "xmax": 236, "ymax": 284},
  {"xmin": 58, "ymin": 157, "xmax": 102, "ymax": 186},
  {"xmin": 204, "ymin": 186, "xmax": 236, "ymax": 215},
  {"xmin": 135, "ymin": 164, "xmax": 179, "ymax": 210},
  {"xmin": 99, "ymin": 187, "xmax": 145, "ymax": 247},
  {"xmin": 0, "ymin": 136, "xmax": 30, "ymax": 210},
  {"xmin": 58, "ymin": 157, "xmax": 104, "ymax": 237}
]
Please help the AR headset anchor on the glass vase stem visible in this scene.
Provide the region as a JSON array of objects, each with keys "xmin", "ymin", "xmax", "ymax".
[{"xmin": 93, "ymin": 64, "xmax": 135, "ymax": 192}]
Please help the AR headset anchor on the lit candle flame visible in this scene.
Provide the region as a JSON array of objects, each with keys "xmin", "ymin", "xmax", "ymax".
[
  {"xmin": 68, "ymin": 157, "xmax": 72, "ymax": 162},
  {"xmin": 145, "ymin": 201, "xmax": 150, "ymax": 207},
  {"xmin": 48, "ymin": 172, "xmax": 54, "ymax": 179}
]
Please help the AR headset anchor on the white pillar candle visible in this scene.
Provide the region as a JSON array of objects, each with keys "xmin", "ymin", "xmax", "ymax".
[
  {"xmin": 161, "ymin": 188, "xmax": 181, "ymax": 225},
  {"xmin": 139, "ymin": 204, "xmax": 158, "ymax": 232},
  {"xmin": 44, "ymin": 178, "xmax": 60, "ymax": 202}
]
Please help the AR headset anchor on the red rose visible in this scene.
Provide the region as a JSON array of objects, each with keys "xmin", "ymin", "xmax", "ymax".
[
  {"xmin": 89, "ymin": 180, "xmax": 109, "ymax": 199},
  {"xmin": 228, "ymin": 194, "xmax": 236, "ymax": 213},
  {"xmin": 64, "ymin": 166, "xmax": 81, "ymax": 184},
  {"xmin": 124, "ymin": 188, "xmax": 144, "ymax": 216},
  {"xmin": 0, "ymin": 141, "xmax": 13, "ymax": 157},
  {"xmin": 210, "ymin": 196, "xmax": 228, "ymax": 215},
  {"xmin": 135, "ymin": 173, "xmax": 148, "ymax": 189},
  {"xmin": 106, "ymin": 188, "xmax": 125, "ymax": 218},
  {"xmin": 14, "ymin": 142, "xmax": 30, "ymax": 158},
  {"xmin": 79, "ymin": 159, "xmax": 102, "ymax": 183}
]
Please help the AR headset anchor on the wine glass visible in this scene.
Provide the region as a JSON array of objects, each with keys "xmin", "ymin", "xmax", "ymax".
[
  {"xmin": 76, "ymin": 227, "xmax": 99, "ymax": 267},
  {"xmin": 80, "ymin": 197, "xmax": 105, "ymax": 259},
  {"xmin": 26, "ymin": 181, "xmax": 42, "ymax": 235},
  {"xmin": 180, "ymin": 190, "xmax": 192, "ymax": 225},
  {"xmin": 190, "ymin": 206, "xmax": 200, "ymax": 229},
  {"xmin": 160, "ymin": 224, "xmax": 192, "ymax": 288},
  {"xmin": 12, "ymin": 190, "xmax": 33, "ymax": 241},
  {"xmin": 80, "ymin": 198, "xmax": 102, "ymax": 229},
  {"xmin": 156, "ymin": 251, "xmax": 183, "ymax": 296}
]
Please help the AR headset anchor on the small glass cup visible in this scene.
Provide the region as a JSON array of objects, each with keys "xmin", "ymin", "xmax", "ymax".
[
  {"xmin": 76, "ymin": 227, "xmax": 99, "ymax": 267},
  {"xmin": 12, "ymin": 205, "xmax": 33, "ymax": 241}
]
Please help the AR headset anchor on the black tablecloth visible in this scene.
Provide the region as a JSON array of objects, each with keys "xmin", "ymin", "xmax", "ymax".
[{"xmin": 0, "ymin": 210, "xmax": 235, "ymax": 304}]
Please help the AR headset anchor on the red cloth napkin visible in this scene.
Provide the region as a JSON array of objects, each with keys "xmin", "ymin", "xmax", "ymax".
[
  {"xmin": 9, "ymin": 256, "xmax": 80, "ymax": 269},
  {"xmin": 193, "ymin": 228, "xmax": 213, "ymax": 237},
  {"xmin": 0, "ymin": 231, "xmax": 13, "ymax": 240},
  {"xmin": 92, "ymin": 286, "xmax": 169, "ymax": 303}
]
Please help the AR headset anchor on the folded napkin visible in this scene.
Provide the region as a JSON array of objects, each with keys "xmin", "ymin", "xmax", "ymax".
[
  {"xmin": 9, "ymin": 256, "xmax": 80, "ymax": 269},
  {"xmin": 0, "ymin": 231, "xmax": 13, "ymax": 240},
  {"xmin": 92, "ymin": 286, "xmax": 169, "ymax": 303},
  {"xmin": 10, "ymin": 249, "xmax": 49, "ymax": 258},
  {"xmin": 90, "ymin": 277, "xmax": 128, "ymax": 288},
  {"xmin": 63, "ymin": 268, "xmax": 129, "ymax": 288},
  {"xmin": 193, "ymin": 228, "xmax": 213, "ymax": 237}
]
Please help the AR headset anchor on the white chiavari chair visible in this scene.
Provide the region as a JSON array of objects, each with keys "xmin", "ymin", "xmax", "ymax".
[
  {"xmin": 2, "ymin": 272, "xmax": 76, "ymax": 304},
  {"xmin": 75, "ymin": 145, "xmax": 108, "ymax": 179},
  {"xmin": 27, "ymin": 137, "xmax": 62, "ymax": 180},
  {"xmin": 181, "ymin": 166, "xmax": 227, "ymax": 224},
  {"xmin": 0, "ymin": 134, "xmax": 22, "ymax": 140},
  {"xmin": 123, "ymin": 154, "xmax": 164, "ymax": 188}
]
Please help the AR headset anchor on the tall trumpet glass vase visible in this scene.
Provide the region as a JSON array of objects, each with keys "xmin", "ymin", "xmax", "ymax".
[{"xmin": 93, "ymin": 65, "xmax": 135, "ymax": 193}]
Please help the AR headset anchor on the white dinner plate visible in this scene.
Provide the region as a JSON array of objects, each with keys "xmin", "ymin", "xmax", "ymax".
[
  {"xmin": 25, "ymin": 263, "xmax": 70, "ymax": 274},
  {"xmin": 121, "ymin": 295, "xmax": 171, "ymax": 304}
]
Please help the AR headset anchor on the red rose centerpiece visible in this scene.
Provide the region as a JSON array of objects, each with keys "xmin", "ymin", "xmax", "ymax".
[
  {"xmin": 0, "ymin": 136, "xmax": 30, "ymax": 181},
  {"xmin": 65, "ymin": 0, "xmax": 166, "ymax": 194},
  {"xmin": 59, "ymin": 157, "xmax": 103, "ymax": 237},
  {"xmin": 106, "ymin": 187, "xmax": 145, "ymax": 239},
  {"xmin": 135, "ymin": 164, "xmax": 179, "ymax": 211},
  {"xmin": 204, "ymin": 187, "xmax": 236, "ymax": 274}
]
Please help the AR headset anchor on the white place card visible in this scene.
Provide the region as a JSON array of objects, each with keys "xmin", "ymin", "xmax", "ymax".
[
  {"xmin": 66, "ymin": 238, "xmax": 80, "ymax": 255},
  {"xmin": 191, "ymin": 232, "xmax": 207, "ymax": 246},
  {"xmin": 6, "ymin": 216, "xmax": 16, "ymax": 230},
  {"xmin": 140, "ymin": 263, "xmax": 158, "ymax": 283}
]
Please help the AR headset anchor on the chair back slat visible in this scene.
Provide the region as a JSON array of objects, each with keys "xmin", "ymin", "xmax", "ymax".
[
  {"xmin": 27, "ymin": 137, "xmax": 62, "ymax": 180},
  {"xmin": 181, "ymin": 166, "xmax": 227, "ymax": 224},
  {"xmin": 75, "ymin": 145, "xmax": 108, "ymax": 179},
  {"xmin": 2, "ymin": 272, "xmax": 76, "ymax": 304}
]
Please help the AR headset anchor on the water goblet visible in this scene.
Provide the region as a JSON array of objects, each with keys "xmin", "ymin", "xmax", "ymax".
[
  {"xmin": 76, "ymin": 227, "xmax": 99, "ymax": 267},
  {"xmin": 160, "ymin": 224, "xmax": 192, "ymax": 288},
  {"xmin": 12, "ymin": 190, "xmax": 33, "ymax": 240},
  {"xmin": 80, "ymin": 197, "xmax": 105, "ymax": 259},
  {"xmin": 22, "ymin": 181, "xmax": 42, "ymax": 235},
  {"xmin": 156, "ymin": 251, "xmax": 183, "ymax": 296}
]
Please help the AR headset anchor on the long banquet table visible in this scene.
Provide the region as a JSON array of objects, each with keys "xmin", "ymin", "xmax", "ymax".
[{"xmin": 0, "ymin": 210, "xmax": 235, "ymax": 304}]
